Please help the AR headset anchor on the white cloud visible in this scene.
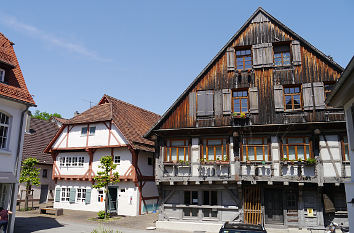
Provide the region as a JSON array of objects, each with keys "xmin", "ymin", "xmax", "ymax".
[{"xmin": 0, "ymin": 14, "xmax": 111, "ymax": 62}]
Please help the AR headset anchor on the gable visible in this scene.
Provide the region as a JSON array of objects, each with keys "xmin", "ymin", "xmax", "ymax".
[{"xmin": 145, "ymin": 7, "xmax": 343, "ymax": 135}]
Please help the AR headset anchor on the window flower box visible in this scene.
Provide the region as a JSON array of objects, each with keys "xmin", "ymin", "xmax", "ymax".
[{"xmin": 232, "ymin": 112, "xmax": 250, "ymax": 119}]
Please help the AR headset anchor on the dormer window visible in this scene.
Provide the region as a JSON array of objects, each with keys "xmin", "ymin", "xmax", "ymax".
[
  {"xmin": 236, "ymin": 49, "xmax": 252, "ymax": 70},
  {"xmin": 0, "ymin": 69, "xmax": 5, "ymax": 83},
  {"xmin": 274, "ymin": 45, "xmax": 290, "ymax": 66}
]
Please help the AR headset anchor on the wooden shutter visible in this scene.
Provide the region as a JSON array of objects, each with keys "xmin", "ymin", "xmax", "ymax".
[
  {"xmin": 252, "ymin": 43, "xmax": 273, "ymax": 68},
  {"xmin": 291, "ymin": 40, "xmax": 301, "ymax": 66},
  {"xmin": 313, "ymin": 82, "xmax": 325, "ymax": 109},
  {"xmin": 85, "ymin": 189, "xmax": 92, "ymax": 204},
  {"xmin": 189, "ymin": 92, "xmax": 196, "ymax": 120},
  {"xmin": 55, "ymin": 188, "xmax": 61, "ymax": 202},
  {"xmin": 197, "ymin": 90, "xmax": 214, "ymax": 116},
  {"xmin": 227, "ymin": 47, "xmax": 235, "ymax": 71},
  {"xmin": 69, "ymin": 188, "xmax": 76, "ymax": 203},
  {"xmin": 214, "ymin": 90, "xmax": 222, "ymax": 116},
  {"xmin": 302, "ymin": 83, "xmax": 313, "ymax": 110},
  {"xmin": 249, "ymin": 87, "xmax": 259, "ymax": 113},
  {"xmin": 222, "ymin": 89, "xmax": 232, "ymax": 115},
  {"xmin": 274, "ymin": 85, "xmax": 284, "ymax": 112}
]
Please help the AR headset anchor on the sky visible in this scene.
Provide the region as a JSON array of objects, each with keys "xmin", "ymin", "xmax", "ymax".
[{"xmin": 0, "ymin": 1, "xmax": 353, "ymax": 119}]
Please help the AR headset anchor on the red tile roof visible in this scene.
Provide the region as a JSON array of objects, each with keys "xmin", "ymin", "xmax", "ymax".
[
  {"xmin": 0, "ymin": 32, "xmax": 35, "ymax": 105},
  {"xmin": 23, "ymin": 118, "xmax": 60, "ymax": 164}
]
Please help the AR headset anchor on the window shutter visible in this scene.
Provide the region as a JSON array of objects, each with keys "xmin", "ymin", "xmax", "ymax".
[
  {"xmin": 69, "ymin": 188, "xmax": 76, "ymax": 203},
  {"xmin": 85, "ymin": 189, "xmax": 92, "ymax": 204},
  {"xmin": 313, "ymin": 82, "xmax": 325, "ymax": 109},
  {"xmin": 214, "ymin": 90, "xmax": 222, "ymax": 116},
  {"xmin": 227, "ymin": 47, "xmax": 235, "ymax": 71},
  {"xmin": 291, "ymin": 40, "xmax": 301, "ymax": 66},
  {"xmin": 274, "ymin": 85, "xmax": 284, "ymax": 112},
  {"xmin": 55, "ymin": 188, "xmax": 61, "ymax": 202},
  {"xmin": 302, "ymin": 83, "xmax": 314, "ymax": 110},
  {"xmin": 189, "ymin": 92, "xmax": 196, "ymax": 120},
  {"xmin": 197, "ymin": 91, "xmax": 214, "ymax": 116},
  {"xmin": 249, "ymin": 87, "xmax": 259, "ymax": 113},
  {"xmin": 252, "ymin": 43, "xmax": 273, "ymax": 68},
  {"xmin": 222, "ymin": 89, "xmax": 232, "ymax": 115},
  {"xmin": 205, "ymin": 90, "xmax": 214, "ymax": 116}
]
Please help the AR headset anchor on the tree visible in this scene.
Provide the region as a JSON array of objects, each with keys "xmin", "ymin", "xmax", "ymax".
[
  {"xmin": 93, "ymin": 156, "xmax": 120, "ymax": 218},
  {"xmin": 32, "ymin": 110, "xmax": 62, "ymax": 121},
  {"xmin": 19, "ymin": 158, "xmax": 40, "ymax": 210}
]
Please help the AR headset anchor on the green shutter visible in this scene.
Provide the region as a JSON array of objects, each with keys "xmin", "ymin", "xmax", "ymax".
[
  {"xmin": 85, "ymin": 189, "xmax": 92, "ymax": 204},
  {"xmin": 55, "ymin": 188, "xmax": 61, "ymax": 202},
  {"xmin": 69, "ymin": 188, "xmax": 76, "ymax": 203}
]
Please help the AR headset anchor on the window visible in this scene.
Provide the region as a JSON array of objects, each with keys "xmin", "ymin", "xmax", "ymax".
[
  {"xmin": 42, "ymin": 169, "xmax": 48, "ymax": 178},
  {"xmin": 242, "ymin": 137, "xmax": 269, "ymax": 161},
  {"xmin": 114, "ymin": 155, "xmax": 120, "ymax": 164},
  {"xmin": 89, "ymin": 127, "xmax": 96, "ymax": 135},
  {"xmin": 284, "ymin": 86, "xmax": 302, "ymax": 110},
  {"xmin": 78, "ymin": 157, "xmax": 84, "ymax": 166},
  {"xmin": 60, "ymin": 157, "xmax": 65, "ymax": 166},
  {"xmin": 236, "ymin": 49, "xmax": 252, "ymax": 70},
  {"xmin": 274, "ymin": 45, "xmax": 291, "ymax": 66},
  {"xmin": 0, "ymin": 69, "xmax": 5, "ymax": 82},
  {"xmin": 65, "ymin": 157, "xmax": 72, "ymax": 167},
  {"xmin": 165, "ymin": 139, "xmax": 190, "ymax": 162},
  {"xmin": 232, "ymin": 90, "xmax": 248, "ymax": 113},
  {"xmin": 184, "ymin": 191, "xmax": 198, "ymax": 205},
  {"xmin": 201, "ymin": 138, "xmax": 228, "ymax": 162},
  {"xmin": 282, "ymin": 137, "xmax": 312, "ymax": 160},
  {"xmin": 72, "ymin": 157, "xmax": 78, "ymax": 166},
  {"xmin": 148, "ymin": 157, "xmax": 153, "ymax": 166},
  {"xmin": 203, "ymin": 191, "xmax": 217, "ymax": 205},
  {"xmin": 342, "ymin": 136, "xmax": 350, "ymax": 162},
  {"xmin": 98, "ymin": 190, "xmax": 104, "ymax": 202},
  {"xmin": 120, "ymin": 189, "xmax": 125, "ymax": 192},
  {"xmin": 77, "ymin": 188, "xmax": 86, "ymax": 202},
  {"xmin": 61, "ymin": 187, "xmax": 70, "ymax": 202},
  {"xmin": 60, "ymin": 156, "xmax": 84, "ymax": 167},
  {"xmin": 324, "ymin": 82, "xmax": 335, "ymax": 100},
  {"xmin": 0, "ymin": 112, "xmax": 9, "ymax": 149},
  {"xmin": 81, "ymin": 127, "xmax": 87, "ymax": 136}
]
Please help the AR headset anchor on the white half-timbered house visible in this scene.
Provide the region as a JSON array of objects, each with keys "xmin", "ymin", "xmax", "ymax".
[{"xmin": 44, "ymin": 95, "xmax": 160, "ymax": 215}]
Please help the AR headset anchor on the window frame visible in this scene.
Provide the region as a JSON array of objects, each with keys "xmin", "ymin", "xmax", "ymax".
[
  {"xmin": 61, "ymin": 187, "xmax": 70, "ymax": 202},
  {"xmin": 76, "ymin": 188, "xmax": 86, "ymax": 203},
  {"xmin": 235, "ymin": 48, "xmax": 252, "ymax": 70},
  {"xmin": 89, "ymin": 126, "xmax": 96, "ymax": 136},
  {"xmin": 81, "ymin": 127, "xmax": 88, "ymax": 136},
  {"xmin": 324, "ymin": 81, "xmax": 336, "ymax": 101},
  {"xmin": 164, "ymin": 139, "xmax": 190, "ymax": 162},
  {"xmin": 232, "ymin": 89, "xmax": 249, "ymax": 114},
  {"xmin": 0, "ymin": 112, "xmax": 10, "ymax": 150},
  {"xmin": 42, "ymin": 169, "xmax": 48, "ymax": 178},
  {"xmin": 0, "ymin": 68, "xmax": 5, "ymax": 83},
  {"xmin": 201, "ymin": 138, "xmax": 229, "ymax": 162},
  {"xmin": 283, "ymin": 86, "xmax": 302, "ymax": 111},
  {"xmin": 341, "ymin": 136, "xmax": 350, "ymax": 162},
  {"xmin": 98, "ymin": 190, "xmax": 104, "ymax": 202},
  {"xmin": 273, "ymin": 45, "xmax": 291, "ymax": 66},
  {"xmin": 281, "ymin": 136, "xmax": 312, "ymax": 160},
  {"xmin": 241, "ymin": 137, "xmax": 270, "ymax": 161},
  {"xmin": 114, "ymin": 155, "xmax": 121, "ymax": 164}
]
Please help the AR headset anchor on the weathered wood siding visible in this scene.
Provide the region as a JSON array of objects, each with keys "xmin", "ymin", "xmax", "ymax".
[{"xmin": 161, "ymin": 14, "xmax": 342, "ymax": 129}]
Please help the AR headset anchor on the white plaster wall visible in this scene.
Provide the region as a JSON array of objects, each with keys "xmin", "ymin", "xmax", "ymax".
[
  {"xmin": 116, "ymin": 182, "xmax": 139, "ymax": 216},
  {"xmin": 111, "ymin": 124, "xmax": 129, "ymax": 145},
  {"xmin": 87, "ymin": 123, "xmax": 109, "ymax": 147},
  {"xmin": 57, "ymin": 152, "xmax": 89, "ymax": 175},
  {"xmin": 323, "ymin": 163, "xmax": 342, "ymax": 177},
  {"xmin": 137, "ymin": 151, "xmax": 154, "ymax": 176},
  {"xmin": 92, "ymin": 148, "xmax": 132, "ymax": 176},
  {"xmin": 52, "ymin": 125, "xmax": 70, "ymax": 148}
]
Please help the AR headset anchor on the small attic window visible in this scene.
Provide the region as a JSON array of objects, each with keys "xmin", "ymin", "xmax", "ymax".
[{"xmin": 0, "ymin": 69, "xmax": 5, "ymax": 83}]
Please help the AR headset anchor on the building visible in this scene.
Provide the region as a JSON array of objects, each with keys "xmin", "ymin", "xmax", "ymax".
[
  {"xmin": 326, "ymin": 56, "xmax": 354, "ymax": 231},
  {"xmin": 0, "ymin": 32, "xmax": 36, "ymax": 232},
  {"xmin": 145, "ymin": 8, "xmax": 350, "ymax": 232},
  {"xmin": 44, "ymin": 95, "xmax": 160, "ymax": 215},
  {"xmin": 19, "ymin": 118, "xmax": 60, "ymax": 205}
]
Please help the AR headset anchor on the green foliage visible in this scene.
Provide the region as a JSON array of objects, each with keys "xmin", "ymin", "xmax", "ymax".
[
  {"xmin": 93, "ymin": 156, "xmax": 120, "ymax": 189},
  {"xmin": 32, "ymin": 110, "xmax": 62, "ymax": 121},
  {"xmin": 306, "ymin": 158, "xmax": 316, "ymax": 165},
  {"xmin": 19, "ymin": 158, "xmax": 40, "ymax": 187},
  {"xmin": 97, "ymin": 210, "xmax": 107, "ymax": 219}
]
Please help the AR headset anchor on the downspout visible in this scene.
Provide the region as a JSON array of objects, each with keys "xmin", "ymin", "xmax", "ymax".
[{"xmin": 8, "ymin": 106, "xmax": 29, "ymax": 233}]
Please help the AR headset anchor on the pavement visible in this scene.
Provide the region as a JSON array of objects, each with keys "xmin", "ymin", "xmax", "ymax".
[{"xmin": 14, "ymin": 209, "xmax": 327, "ymax": 233}]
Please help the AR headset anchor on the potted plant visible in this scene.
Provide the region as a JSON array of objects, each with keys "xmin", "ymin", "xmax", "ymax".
[
  {"xmin": 232, "ymin": 112, "xmax": 249, "ymax": 119},
  {"xmin": 305, "ymin": 158, "xmax": 316, "ymax": 166},
  {"xmin": 281, "ymin": 157, "xmax": 289, "ymax": 165}
]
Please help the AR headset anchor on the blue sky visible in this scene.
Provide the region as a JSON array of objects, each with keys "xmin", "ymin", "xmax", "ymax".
[{"xmin": 1, "ymin": 1, "xmax": 353, "ymax": 118}]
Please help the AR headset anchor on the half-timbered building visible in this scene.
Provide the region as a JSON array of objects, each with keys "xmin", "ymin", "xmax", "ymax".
[
  {"xmin": 45, "ymin": 95, "xmax": 160, "ymax": 215},
  {"xmin": 145, "ymin": 8, "xmax": 350, "ymax": 231}
]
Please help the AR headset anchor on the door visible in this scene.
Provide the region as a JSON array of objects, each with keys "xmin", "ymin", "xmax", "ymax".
[
  {"xmin": 108, "ymin": 187, "xmax": 118, "ymax": 213},
  {"xmin": 286, "ymin": 190, "xmax": 298, "ymax": 226},
  {"xmin": 39, "ymin": 185, "xmax": 48, "ymax": 204},
  {"xmin": 264, "ymin": 189, "xmax": 284, "ymax": 224},
  {"xmin": 243, "ymin": 186, "xmax": 262, "ymax": 224}
]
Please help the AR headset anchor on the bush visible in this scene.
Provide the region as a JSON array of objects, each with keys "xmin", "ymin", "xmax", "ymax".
[{"xmin": 97, "ymin": 210, "xmax": 108, "ymax": 219}]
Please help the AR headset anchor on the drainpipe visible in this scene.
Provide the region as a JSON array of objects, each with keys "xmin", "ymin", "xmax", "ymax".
[{"xmin": 8, "ymin": 106, "xmax": 29, "ymax": 233}]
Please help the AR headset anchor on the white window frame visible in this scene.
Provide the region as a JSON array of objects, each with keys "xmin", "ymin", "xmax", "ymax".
[
  {"xmin": 61, "ymin": 187, "xmax": 70, "ymax": 202},
  {"xmin": 0, "ymin": 69, "xmax": 5, "ymax": 83},
  {"xmin": 78, "ymin": 157, "xmax": 84, "ymax": 166},
  {"xmin": 72, "ymin": 157, "xmax": 78, "ymax": 166},
  {"xmin": 76, "ymin": 188, "xmax": 86, "ymax": 203},
  {"xmin": 60, "ymin": 156, "xmax": 85, "ymax": 167},
  {"xmin": 0, "ymin": 112, "xmax": 10, "ymax": 150},
  {"xmin": 114, "ymin": 155, "xmax": 120, "ymax": 164}
]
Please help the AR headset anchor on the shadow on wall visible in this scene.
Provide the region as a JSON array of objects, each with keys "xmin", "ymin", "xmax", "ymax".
[{"xmin": 14, "ymin": 216, "xmax": 63, "ymax": 233}]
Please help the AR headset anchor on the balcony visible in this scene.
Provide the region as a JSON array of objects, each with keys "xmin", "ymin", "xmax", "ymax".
[{"xmin": 199, "ymin": 161, "xmax": 231, "ymax": 178}]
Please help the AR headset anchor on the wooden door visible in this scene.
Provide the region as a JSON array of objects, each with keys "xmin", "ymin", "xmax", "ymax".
[
  {"xmin": 286, "ymin": 191, "xmax": 298, "ymax": 226},
  {"xmin": 243, "ymin": 186, "xmax": 262, "ymax": 224},
  {"xmin": 39, "ymin": 185, "xmax": 48, "ymax": 204},
  {"xmin": 264, "ymin": 189, "xmax": 284, "ymax": 224}
]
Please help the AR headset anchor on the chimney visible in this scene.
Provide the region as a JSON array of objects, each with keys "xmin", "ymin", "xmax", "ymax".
[{"xmin": 74, "ymin": 111, "xmax": 80, "ymax": 117}]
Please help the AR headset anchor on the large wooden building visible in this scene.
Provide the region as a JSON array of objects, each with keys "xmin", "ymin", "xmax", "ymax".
[{"xmin": 145, "ymin": 8, "xmax": 350, "ymax": 231}]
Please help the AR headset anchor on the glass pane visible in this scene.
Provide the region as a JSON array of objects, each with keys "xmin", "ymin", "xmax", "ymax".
[
  {"xmin": 184, "ymin": 191, "xmax": 190, "ymax": 205},
  {"xmin": 284, "ymin": 88, "xmax": 290, "ymax": 94},
  {"xmin": 287, "ymin": 138, "xmax": 304, "ymax": 144},
  {"xmin": 242, "ymin": 146, "xmax": 247, "ymax": 161},
  {"xmin": 343, "ymin": 136, "xmax": 348, "ymax": 143},
  {"xmin": 233, "ymin": 101, "xmax": 240, "ymax": 113},
  {"xmin": 236, "ymin": 51, "xmax": 241, "ymax": 56},
  {"xmin": 89, "ymin": 127, "xmax": 96, "ymax": 135},
  {"xmin": 241, "ymin": 99, "xmax": 248, "ymax": 112},
  {"xmin": 171, "ymin": 148, "xmax": 177, "ymax": 161},
  {"xmin": 248, "ymin": 147, "xmax": 255, "ymax": 160},
  {"xmin": 192, "ymin": 191, "xmax": 198, "ymax": 205},
  {"xmin": 306, "ymin": 145, "xmax": 311, "ymax": 158},
  {"xmin": 288, "ymin": 146, "xmax": 296, "ymax": 160},
  {"xmin": 285, "ymin": 96, "xmax": 292, "ymax": 109},
  {"xmin": 246, "ymin": 50, "xmax": 251, "ymax": 55},
  {"xmin": 203, "ymin": 191, "xmax": 210, "ymax": 205},
  {"xmin": 81, "ymin": 127, "xmax": 87, "ymax": 135},
  {"xmin": 208, "ymin": 139, "xmax": 222, "ymax": 146},
  {"xmin": 215, "ymin": 146, "xmax": 222, "ymax": 161},
  {"xmin": 207, "ymin": 146, "xmax": 214, "ymax": 160},
  {"xmin": 237, "ymin": 64, "xmax": 244, "ymax": 70},
  {"xmin": 283, "ymin": 145, "xmax": 287, "ymax": 158},
  {"xmin": 345, "ymin": 145, "xmax": 349, "ymax": 161},
  {"xmin": 248, "ymin": 138, "xmax": 263, "ymax": 145},
  {"xmin": 297, "ymin": 146, "xmax": 305, "ymax": 160},
  {"xmin": 171, "ymin": 140, "xmax": 185, "ymax": 146},
  {"xmin": 243, "ymin": 91, "xmax": 248, "ymax": 97},
  {"xmin": 256, "ymin": 147, "xmax": 264, "ymax": 160}
]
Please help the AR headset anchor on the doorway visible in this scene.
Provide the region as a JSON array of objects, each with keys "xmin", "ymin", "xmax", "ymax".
[
  {"xmin": 243, "ymin": 186, "xmax": 262, "ymax": 224},
  {"xmin": 108, "ymin": 187, "xmax": 118, "ymax": 213},
  {"xmin": 264, "ymin": 188, "xmax": 284, "ymax": 224},
  {"xmin": 39, "ymin": 185, "xmax": 48, "ymax": 204}
]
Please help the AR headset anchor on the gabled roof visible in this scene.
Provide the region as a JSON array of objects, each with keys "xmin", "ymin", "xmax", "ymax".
[
  {"xmin": 144, "ymin": 7, "xmax": 344, "ymax": 138},
  {"xmin": 66, "ymin": 103, "xmax": 113, "ymax": 124},
  {"xmin": 0, "ymin": 32, "xmax": 35, "ymax": 106},
  {"xmin": 23, "ymin": 118, "xmax": 60, "ymax": 165}
]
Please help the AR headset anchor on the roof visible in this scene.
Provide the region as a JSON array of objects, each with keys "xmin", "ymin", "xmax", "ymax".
[
  {"xmin": 52, "ymin": 116, "xmax": 68, "ymax": 124},
  {"xmin": 23, "ymin": 118, "xmax": 60, "ymax": 165},
  {"xmin": 66, "ymin": 103, "xmax": 112, "ymax": 124},
  {"xmin": 144, "ymin": 7, "xmax": 344, "ymax": 138},
  {"xmin": 0, "ymin": 32, "xmax": 35, "ymax": 106},
  {"xmin": 326, "ymin": 56, "xmax": 354, "ymax": 107}
]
